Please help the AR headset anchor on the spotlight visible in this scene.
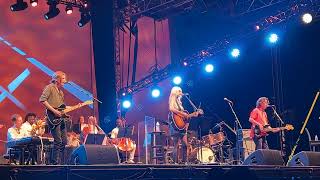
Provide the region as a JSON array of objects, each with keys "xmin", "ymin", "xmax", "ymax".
[
  {"xmin": 204, "ymin": 64, "xmax": 214, "ymax": 73},
  {"xmin": 65, "ymin": 4, "xmax": 73, "ymax": 15},
  {"xmin": 10, "ymin": 0, "xmax": 28, "ymax": 11},
  {"xmin": 44, "ymin": 1, "xmax": 60, "ymax": 20},
  {"xmin": 151, "ymin": 87, "xmax": 161, "ymax": 98},
  {"xmin": 255, "ymin": 25, "xmax": 260, "ymax": 31},
  {"xmin": 268, "ymin": 33, "xmax": 278, "ymax": 44},
  {"xmin": 83, "ymin": 0, "xmax": 88, "ymax": 8},
  {"xmin": 173, "ymin": 76, "xmax": 182, "ymax": 85},
  {"xmin": 230, "ymin": 48, "xmax": 240, "ymax": 58},
  {"xmin": 30, "ymin": 0, "xmax": 38, "ymax": 7},
  {"xmin": 302, "ymin": 13, "xmax": 312, "ymax": 24},
  {"xmin": 183, "ymin": 61, "xmax": 188, "ymax": 66},
  {"xmin": 122, "ymin": 100, "xmax": 132, "ymax": 109},
  {"xmin": 78, "ymin": 9, "xmax": 91, "ymax": 27}
]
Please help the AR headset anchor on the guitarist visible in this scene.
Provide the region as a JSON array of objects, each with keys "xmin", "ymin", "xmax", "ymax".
[
  {"xmin": 168, "ymin": 86, "xmax": 200, "ymax": 163},
  {"xmin": 39, "ymin": 71, "xmax": 71, "ymax": 165},
  {"xmin": 249, "ymin": 97, "xmax": 280, "ymax": 150}
]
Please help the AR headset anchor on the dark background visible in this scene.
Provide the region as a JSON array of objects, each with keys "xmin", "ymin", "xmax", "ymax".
[{"xmin": 169, "ymin": 8, "xmax": 320, "ymax": 156}]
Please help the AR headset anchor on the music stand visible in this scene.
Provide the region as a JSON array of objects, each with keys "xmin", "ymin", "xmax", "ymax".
[
  {"xmin": 118, "ymin": 126, "xmax": 134, "ymax": 139},
  {"xmin": 84, "ymin": 134, "xmax": 105, "ymax": 145}
]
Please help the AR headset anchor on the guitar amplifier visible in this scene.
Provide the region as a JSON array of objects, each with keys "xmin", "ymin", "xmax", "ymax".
[{"xmin": 237, "ymin": 129, "xmax": 255, "ymax": 160}]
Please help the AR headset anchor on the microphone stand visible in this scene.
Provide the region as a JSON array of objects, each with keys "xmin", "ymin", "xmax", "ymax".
[
  {"xmin": 66, "ymin": 81, "xmax": 102, "ymax": 104},
  {"xmin": 225, "ymin": 101, "xmax": 242, "ymax": 165},
  {"xmin": 270, "ymin": 106, "xmax": 286, "ymax": 156},
  {"xmin": 183, "ymin": 95, "xmax": 203, "ymax": 164}
]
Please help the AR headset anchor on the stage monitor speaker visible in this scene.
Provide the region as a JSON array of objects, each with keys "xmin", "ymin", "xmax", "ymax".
[
  {"xmin": 287, "ymin": 151, "xmax": 320, "ymax": 166},
  {"xmin": 70, "ymin": 144, "xmax": 120, "ymax": 165},
  {"xmin": 243, "ymin": 149, "xmax": 284, "ymax": 165}
]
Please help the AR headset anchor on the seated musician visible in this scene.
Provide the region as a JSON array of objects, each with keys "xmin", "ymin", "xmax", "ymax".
[
  {"xmin": 72, "ymin": 116, "xmax": 88, "ymax": 144},
  {"xmin": 110, "ymin": 117, "xmax": 136, "ymax": 163},
  {"xmin": 7, "ymin": 114, "xmax": 29, "ymax": 164},
  {"xmin": 7, "ymin": 114, "xmax": 29, "ymax": 141},
  {"xmin": 21, "ymin": 113, "xmax": 36, "ymax": 137},
  {"xmin": 86, "ymin": 116, "xmax": 104, "ymax": 134},
  {"xmin": 249, "ymin": 97, "xmax": 280, "ymax": 150}
]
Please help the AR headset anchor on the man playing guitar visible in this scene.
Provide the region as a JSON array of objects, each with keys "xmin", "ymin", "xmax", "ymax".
[
  {"xmin": 39, "ymin": 71, "xmax": 73, "ymax": 165},
  {"xmin": 249, "ymin": 97, "xmax": 281, "ymax": 150}
]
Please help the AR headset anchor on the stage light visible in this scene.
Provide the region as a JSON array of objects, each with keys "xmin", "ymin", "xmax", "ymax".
[
  {"xmin": 204, "ymin": 64, "xmax": 214, "ymax": 73},
  {"xmin": 83, "ymin": 0, "xmax": 88, "ymax": 8},
  {"xmin": 78, "ymin": 9, "xmax": 91, "ymax": 27},
  {"xmin": 183, "ymin": 61, "xmax": 188, "ymax": 66},
  {"xmin": 122, "ymin": 100, "xmax": 132, "ymax": 109},
  {"xmin": 173, "ymin": 76, "xmax": 182, "ymax": 85},
  {"xmin": 230, "ymin": 48, "xmax": 240, "ymax": 58},
  {"xmin": 65, "ymin": 4, "xmax": 73, "ymax": 15},
  {"xmin": 268, "ymin": 33, "xmax": 278, "ymax": 44},
  {"xmin": 255, "ymin": 25, "xmax": 260, "ymax": 31},
  {"xmin": 30, "ymin": 0, "xmax": 38, "ymax": 7},
  {"xmin": 151, "ymin": 87, "xmax": 161, "ymax": 98},
  {"xmin": 302, "ymin": 13, "xmax": 312, "ymax": 24},
  {"xmin": 44, "ymin": 1, "xmax": 60, "ymax": 20},
  {"xmin": 10, "ymin": 0, "xmax": 28, "ymax": 11}
]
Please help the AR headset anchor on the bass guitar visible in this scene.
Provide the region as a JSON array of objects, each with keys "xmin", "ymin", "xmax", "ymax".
[
  {"xmin": 46, "ymin": 100, "xmax": 93, "ymax": 127},
  {"xmin": 254, "ymin": 124, "xmax": 294, "ymax": 138}
]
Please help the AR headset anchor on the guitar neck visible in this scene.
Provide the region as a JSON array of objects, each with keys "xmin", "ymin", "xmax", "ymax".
[{"xmin": 63, "ymin": 104, "xmax": 85, "ymax": 113}]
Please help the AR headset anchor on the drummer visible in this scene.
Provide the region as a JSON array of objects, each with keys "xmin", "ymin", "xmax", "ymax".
[{"xmin": 110, "ymin": 117, "xmax": 136, "ymax": 163}]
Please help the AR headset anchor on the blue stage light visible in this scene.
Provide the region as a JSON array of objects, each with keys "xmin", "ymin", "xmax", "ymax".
[
  {"xmin": 173, "ymin": 76, "xmax": 182, "ymax": 85},
  {"xmin": 268, "ymin": 33, "xmax": 278, "ymax": 44},
  {"xmin": 151, "ymin": 88, "xmax": 160, "ymax": 98},
  {"xmin": 302, "ymin": 13, "xmax": 312, "ymax": 24},
  {"xmin": 122, "ymin": 100, "xmax": 131, "ymax": 109},
  {"xmin": 231, "ymin": 48, "xmax": 240, "ymax": 58},
  {"xmin": 205, "ymin": 64, "xmax": 214, "ymax": 73}
]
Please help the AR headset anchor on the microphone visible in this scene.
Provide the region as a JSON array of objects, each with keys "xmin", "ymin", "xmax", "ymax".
[
  {"xmin": 267, "ymin": 105, "xmax": 276, "ymax": 108},
  {"xmin": 183, "ymin": 93, "xmax": 189, "ymax": 96},
  {"xmin": 224, "ymin": 98, "xmax": 233, "ymax": 104}
]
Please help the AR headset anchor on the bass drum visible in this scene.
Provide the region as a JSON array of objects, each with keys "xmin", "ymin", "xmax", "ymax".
[{"xmin": 190, "ymin": 147, "xmax": 215, "ymax": 164}]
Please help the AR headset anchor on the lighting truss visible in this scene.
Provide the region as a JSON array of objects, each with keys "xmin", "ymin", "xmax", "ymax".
[
  {"xmin": 234, "ymin": 0, "xmax": 290, "ymax": 15},
  {"xmin": 114, "ymin": 0, "xmax": 201, "ymax": 27},
  {"xmin": 117, "ymin": 1, "xmax": 317, "ymax": 95}
]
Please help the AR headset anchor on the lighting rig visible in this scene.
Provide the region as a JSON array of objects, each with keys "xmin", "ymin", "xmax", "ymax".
[
  {"xmin": 118, "ymin": 1, "xmax": 319, "ymax": 96},
  {"xmin": 10, "ymin": 0, "xmax": 91, "ymax": 27}
]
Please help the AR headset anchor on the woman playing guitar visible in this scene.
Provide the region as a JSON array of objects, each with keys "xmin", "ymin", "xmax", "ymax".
[{"xmin": 168, "ymin": 86, "xmax": 202, "ymax": 164}]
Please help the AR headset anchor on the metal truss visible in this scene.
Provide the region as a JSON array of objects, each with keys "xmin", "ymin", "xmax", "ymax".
[
  {"xmin": 234, "ymin": 0, "xmax": 290, "ymax": 15},
  {"xmin": 118, "ymin": 1, "xmax": 316, "ymax": 95}
]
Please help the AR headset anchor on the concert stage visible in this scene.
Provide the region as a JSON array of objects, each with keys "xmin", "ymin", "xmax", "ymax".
[{"xmin": 1, "ymin": 164, "xmax": 320, "ymax": 179}]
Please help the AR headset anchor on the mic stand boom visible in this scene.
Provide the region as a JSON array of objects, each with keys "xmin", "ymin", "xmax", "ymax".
[
  {"xmin": 66, "ymin": 81, "xmax": 102, "ymax": 104},
  {"xmin": 226, "ymin": 101, "xmax": 243, "ymax": 165}
]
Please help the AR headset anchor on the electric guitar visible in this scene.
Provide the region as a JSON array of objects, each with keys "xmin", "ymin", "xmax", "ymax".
[
  {"xmin": 254, "ymin": 124, "xmax": 294, "ymax": 138},
  {"xmin": 171, "ymin": 109, "xmax": 204, "ymax": 131},
  {"xmin": 46, "ymin": 100, "xmax": 93, "ymax": 127}
]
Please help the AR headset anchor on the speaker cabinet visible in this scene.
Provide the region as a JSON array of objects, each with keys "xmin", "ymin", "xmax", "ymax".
[
  {"xmin": 70, "ymin": 144, "xmax": 120, "ymax": 165},
  {"xmin": 287, "ymin": 151, "xmax": 320, "ymax": 166},
  {"xmin": 243, "ymin": 149, "xmax": 284, "ymax": 165}
]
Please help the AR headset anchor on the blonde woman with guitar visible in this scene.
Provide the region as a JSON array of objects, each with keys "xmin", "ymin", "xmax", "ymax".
[{"xmin": 168, "ymin": 86, "xmax": 203, "ymax": 164}]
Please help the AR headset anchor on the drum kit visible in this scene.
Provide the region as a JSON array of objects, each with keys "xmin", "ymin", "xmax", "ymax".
[{"xmin": 188, "ymin": 131, "xmax": 227, "ymax": 164}]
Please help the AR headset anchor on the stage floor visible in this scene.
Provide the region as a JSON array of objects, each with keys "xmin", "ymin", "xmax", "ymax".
[{"xmin": 1, "ymin": 164, "xmax": 320, "ymax": 179}]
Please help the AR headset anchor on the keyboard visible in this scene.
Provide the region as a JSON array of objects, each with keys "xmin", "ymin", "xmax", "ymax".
[{"xmin": 7, "ymin": 136, "xmax": 54, "ymax": 148}]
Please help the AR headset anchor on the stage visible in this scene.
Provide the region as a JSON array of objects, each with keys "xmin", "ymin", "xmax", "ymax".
[{"xmin": 1, "ymin": 164, "xmax": 320, "ymax": 179}]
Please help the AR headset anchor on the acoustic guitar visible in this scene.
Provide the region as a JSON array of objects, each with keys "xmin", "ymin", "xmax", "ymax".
[{"xmin": 171, "ymin": 109, "xmax": 204, "ymax": 131}]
